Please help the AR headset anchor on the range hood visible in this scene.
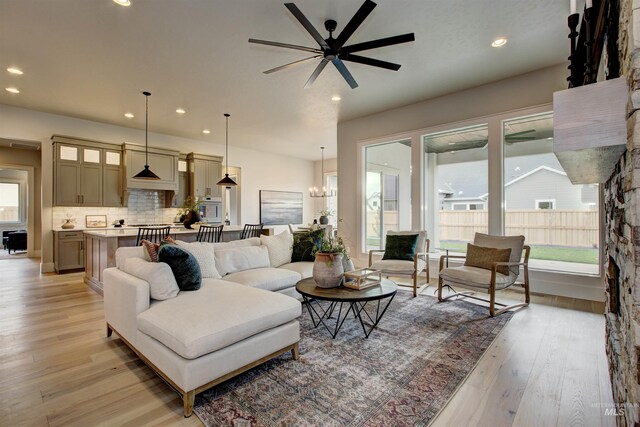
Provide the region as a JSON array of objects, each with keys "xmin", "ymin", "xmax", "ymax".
[{"xmin": 123, "ymin": 143, "xmax": 180, "ymax": 191}]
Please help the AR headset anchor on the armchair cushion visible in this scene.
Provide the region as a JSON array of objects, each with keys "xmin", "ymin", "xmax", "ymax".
[
  {"xmin": 464, "ymin": 243, "xmax": 511, "ymax": 276},
  {"xmin": 439, "ymin": 265, "xmax": 515, "ymax": 290},
  {"xmin": 474, "ymin": 233, "xmax": 525, "ymax": 276},
  {"xmin": 370, "ymin": 259, "xmax": 417, "ymax": 275},
  {"xmin": 388, "ymin": 230, "xmax": 427, "ymax": 253},
  {"xmin": 382, "ymin": 234, "xmax": 419, "ymax": 261}
]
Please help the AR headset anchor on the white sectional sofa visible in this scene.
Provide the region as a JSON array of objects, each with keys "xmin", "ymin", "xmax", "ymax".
[{"xmin": 103, "ymin": 234, "xmax": 314, "ymax": 417}]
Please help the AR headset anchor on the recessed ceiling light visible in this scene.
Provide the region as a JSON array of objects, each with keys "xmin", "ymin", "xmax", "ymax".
[
  {"xmin": 547, "ymin": 137, "xmax": 553, "ymax": 140},
  {"xmin": 202, "ymin": 129, "xmax": 211, "ymax": 134},
  {"xmin": 176, "ymin": 108, "xmax": 186, "ymax": 114},
  {"xmin": 7, "ymin": 67, "xmax": 23, "ymax": 75},
  {"xmin": 491, "ymin": 38, "xmax": 508, "ymax": 48},
  {"xmin": 448, "ymin": 142, "xmax": 456, "ymax": 145},
  {"xmin": 5, "ymin": 87, "xmax": 19, "ymax": 94},
  {"xmin": 113, "ymin": 0, "xmax": 131, "ymax": 6},
  {"xmin": 124, "ymin": 113, "xmax": 134, "ymax": 118},
  {"xmin": 331, "ymin": 95, "xmax": 341, "ymax": 101}
]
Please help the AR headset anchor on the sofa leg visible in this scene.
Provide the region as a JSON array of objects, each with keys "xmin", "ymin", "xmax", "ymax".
[
  {"xmin": 291, "ymin": 342, "xmax": 300, "ymax": 361},
  {"xmin": 106, "ymin": 324, "xmax": 113, "ymax": 337},
  {"xmin": 183, "ymin": 390, "xmax": 195, "ymax": 417}
]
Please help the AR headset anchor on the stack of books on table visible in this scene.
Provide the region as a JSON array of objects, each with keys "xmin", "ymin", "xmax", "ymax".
[{"xmin": 343, "ymin": 268, "xmax": 382, "ymax": 290}]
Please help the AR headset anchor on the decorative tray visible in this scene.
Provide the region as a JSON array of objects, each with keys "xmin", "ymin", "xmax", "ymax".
[{"xmin": 343, "ymin": 268, "xmax": 382, "ymax": 290}]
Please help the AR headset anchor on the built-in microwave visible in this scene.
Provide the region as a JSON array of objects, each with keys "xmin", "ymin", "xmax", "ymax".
[{"xmin": 198, "ymin": 198, "xmax": 222, "ymax": 223}]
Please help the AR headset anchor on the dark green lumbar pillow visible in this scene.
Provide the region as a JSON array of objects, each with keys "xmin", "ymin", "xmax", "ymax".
[
  {"xmin": 291, "ymin": 228, "xmax": 324, "ymax": 262},
  {"xmin": 158, "ymin": 244, "xmax": 202, "ymax": 291},
  {"xmin": 464, "ymin": 243, "xmax": 512, "ymax": 276},
  {"xmin": 382, "ymin": 234, "xmax": 419, "ymax": 261}
]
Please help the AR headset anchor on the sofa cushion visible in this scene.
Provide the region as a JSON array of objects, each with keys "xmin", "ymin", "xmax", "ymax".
[
  {"xmin": 260, "ymin": 231, "xmax": 293, "ymax": 267},
  {"xmin": 158, "ymin": 244, "xmax": 202, "ymax": 291},
  {"xmin": 279, "ymin": 261, "xmax": 313, "ymax": 279},
  {"xmin": 211, "ymin": 237, "xmax": 260, "ymax": 250},
  {"xmin": 122, "ymin": 257, "xmax": 179, "ymax": 300},
  {"xmin": 175, "ymin": 240, "xmax": 221, "ymax": 279},
  {"xmin": 223, "ymin": 267, "xmax": 300, "ymax": 292},
  {"xmin": 137, "ymin": 280, "xmax": 301, "ymax": 359},
  {"xmin": 215, "ymin": 245, "xmax": 270, "ymax": 276}
]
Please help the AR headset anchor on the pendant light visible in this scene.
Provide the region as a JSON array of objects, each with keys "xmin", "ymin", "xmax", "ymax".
[
  {"xmin": 217, "ymin": 113, "xmax": 237, "ymax": 187},
  {"xmin": 133, "ymin": 91, "xmax": 160, "ymax": 180},
  {"xmin": 309, "ymin": 146, "xmax": 335, "ymax": 197}
]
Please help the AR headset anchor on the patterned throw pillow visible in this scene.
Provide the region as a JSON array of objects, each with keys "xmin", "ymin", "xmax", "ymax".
[
  {"xmin": 158, "ymin": 244, "xmax": 202, "ymax": 291},
  {"xmin": 291, "ymin": 229, "xmax": 324, "ymax": 262},
  {"xmin": 464, "ymin": 243, "xmax": 512, "ymax": 276},
  {"xmin": 142, "ymin": 236, "xmax": 176, "ymax": 262},
  {"xmin": 260, "ymin": 231, "xmax": 294, "ymax": 267},
  {"xmin": 382, "ymin": 234, "xmax": 419, "ymax": 261}
]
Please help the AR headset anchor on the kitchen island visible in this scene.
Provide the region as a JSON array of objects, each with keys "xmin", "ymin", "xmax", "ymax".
[{"xmin": 83, "ymin": 225, "xmax": 274, "ymax": 294}]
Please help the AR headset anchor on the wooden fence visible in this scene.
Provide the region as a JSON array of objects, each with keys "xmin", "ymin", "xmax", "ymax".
[{"xmin": 439, "ymin": 209, "xmax": 598, "ymax": 248}]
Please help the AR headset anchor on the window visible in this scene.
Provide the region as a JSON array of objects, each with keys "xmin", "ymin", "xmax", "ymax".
[
  {"xmin": 422, "ymin": 124, "xmax": 489, "ymax": 254},
  {"xmin": 503, "ymin": 112, "xmax": 598, "ymax": 274},
  {"xmin": 364, "ymin": 140, "xmax": 412, "ymax": 251},
  {"xmin": 535, "ymin": 199, "xmax": 555, "ymax": 210},
  {"xmin": 325, "ymin": 173, "xmax": 338, "ymax": 227},
  {"xmin": 0, "ymin": 182, "xmax": 20, "ymax": 223}
]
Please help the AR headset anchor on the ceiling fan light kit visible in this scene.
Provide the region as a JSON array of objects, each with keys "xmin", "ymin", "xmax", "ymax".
[{"xmin": 249, "ymin": 0, "xmax": 415, "ymax": 89}]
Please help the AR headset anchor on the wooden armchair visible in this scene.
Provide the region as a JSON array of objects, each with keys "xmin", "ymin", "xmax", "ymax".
[
  {"xmin": 368, "ymin": 230, "xmax": 430, "ymax": 297},
  {"xmin": 437, "ymin": 232, "xmax": 530, "ymax": 317}
]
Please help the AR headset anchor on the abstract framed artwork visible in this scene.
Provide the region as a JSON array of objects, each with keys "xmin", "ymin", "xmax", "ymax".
[{"xmin": 260, "ymin": 190, "xmax": 303, "ymax": 225}]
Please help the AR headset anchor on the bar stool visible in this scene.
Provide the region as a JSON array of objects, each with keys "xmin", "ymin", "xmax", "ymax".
[
  {"xmin": 136, "ymin": 226, "xmax": 172, "ymax": 246},
  {"xmin": 240, "ymin": 223, "xmax": 263, "ymax": 239},
  {"xmin": 196, "ymin": 224, "xmax": 224, "ymax": 243}
]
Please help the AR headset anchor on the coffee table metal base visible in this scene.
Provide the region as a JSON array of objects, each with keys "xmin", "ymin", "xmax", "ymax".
[{"xmin": 301, "ymin": 294, "xmax": 396, "ymax": 339}]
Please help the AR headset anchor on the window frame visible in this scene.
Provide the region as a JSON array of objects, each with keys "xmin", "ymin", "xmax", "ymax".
[
  {"xmin": 535, "ymin": 199, "xmax": 556, "ymax": 210},
  {"xmin": 0, "ymin": 179, "xmax": 25, "ymax": 225}
]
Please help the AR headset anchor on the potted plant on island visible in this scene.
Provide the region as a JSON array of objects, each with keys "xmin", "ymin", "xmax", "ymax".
[
  {"xmin": 182, "ymin": 196, "xmax": 202, "ymax": 229},
  {"xmin": 312, "ymin": 234, "xmax": 352, "ymax": 288}
]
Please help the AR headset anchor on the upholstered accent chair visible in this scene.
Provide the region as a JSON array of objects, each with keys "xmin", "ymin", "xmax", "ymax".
[
  {"xmin": 368, "ymin": 230, "xmax": 430, "ymax": 297},
  {"xmin": 438, "ymin": 232, "xmax": 530, "ymax": 317}
]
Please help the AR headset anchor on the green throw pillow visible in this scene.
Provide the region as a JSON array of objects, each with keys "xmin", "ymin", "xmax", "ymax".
[
  {"xmin": 291, "ymin": 229, "xmax": 324, "ymax": 262},
  {"xmin": 158, "ymin": 244, "xmax": 202, "ymax": 291},
  {"xmin": 464, "ymin": 243, "xmax": 512, "ymax": 276},
  {"xmin": 382, "ymin": 234, "xmax": 419, "ymax": 261}
]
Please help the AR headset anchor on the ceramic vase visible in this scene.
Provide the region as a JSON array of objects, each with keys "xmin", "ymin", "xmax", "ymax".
[
  {"xmin": 319, "ymin": 215, "xmax": 329, "ymax": 225},
  {"xmin": 313, "ymin": 252, "xmax": 344, "ymax": 288},
  {"xmin": 61, "ymin": 219, "xmax": 75, "ymax": 229}
]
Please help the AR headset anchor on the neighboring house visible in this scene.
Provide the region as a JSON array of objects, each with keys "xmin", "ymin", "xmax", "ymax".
[{"xmin": 441, "ymin": 166, "xmax": 598, "ymax": 210}]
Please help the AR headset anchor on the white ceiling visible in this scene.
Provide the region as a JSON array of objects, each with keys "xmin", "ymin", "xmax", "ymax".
[{"xmin": 0, "ymin": 0, "xmax": 572, "ymax": 160}]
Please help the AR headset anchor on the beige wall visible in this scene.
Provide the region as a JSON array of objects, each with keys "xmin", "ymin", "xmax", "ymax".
[
  {"xmin": 0, "ymin": 105, "xmax": 315, "ymax": 272},
  {"xmin": 0, "ymin": 146, "xmax": 42, "ymax": 252}
]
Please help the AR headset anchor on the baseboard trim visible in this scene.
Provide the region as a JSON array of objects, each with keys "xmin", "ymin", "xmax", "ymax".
[{"xmin": 40, "ymin": 262, "xmax": 55, "ymax": 273}]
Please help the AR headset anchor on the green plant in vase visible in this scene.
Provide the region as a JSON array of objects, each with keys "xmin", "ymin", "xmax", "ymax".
[{"xmin": 182, "ymin": 196, "xmax": 202, "ymax": 229}]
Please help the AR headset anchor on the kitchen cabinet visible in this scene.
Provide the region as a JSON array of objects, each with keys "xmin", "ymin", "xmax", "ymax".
[
  {"xmin": 173, "ymin": 156, "xmax": 188, "ymax": 209},
  {"xmin": 187, "ymin": 153, "xmax": 223, "ymax": 199},
  {"xmin": 53, "ymin": 136, "xmax": 121, "ymax": 207},
  {"xmin": 54, "ymin": 230, "xmax": 84, "ymax": 272}
]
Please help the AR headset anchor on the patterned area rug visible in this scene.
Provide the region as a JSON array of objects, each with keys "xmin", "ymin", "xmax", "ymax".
[{"xmin": 194, "ymin": 291, "xmax": 513, "ymax": 426}]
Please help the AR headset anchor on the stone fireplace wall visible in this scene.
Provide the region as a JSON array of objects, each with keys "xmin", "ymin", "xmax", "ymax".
[{"xmin": 605, "ymin": 0, "xmax": 640, "ymax": 424}]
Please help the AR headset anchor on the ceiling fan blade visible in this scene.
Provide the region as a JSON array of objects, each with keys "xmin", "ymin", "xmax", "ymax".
[
  {"xmin": 341, "ymin": 54, "xmax": 401, "ymax": 71},
  {"xmin": 304, "ymin": 58, "xmax": 330, "ymax": 88},
  {"xmin": 249, "ymin": 38, "xmax": 322, "ymax": 54},
  {"xmin": 332, "ymin": 58, "xmax": 359, "ymax": 89},
  {"xmin": 284, "ymin": 3, "xmax": 330, "ymax": 50},
  {"xmin": 342, "ymin": 33, "xmax": 415, "ymax": 54},
  {"xmin": 264, "ymin": 55, "xmax": 323, "ymax": 74},
  {"xmin": 335, "ymin": 0, "xmax": 377, "ymax": 49}
]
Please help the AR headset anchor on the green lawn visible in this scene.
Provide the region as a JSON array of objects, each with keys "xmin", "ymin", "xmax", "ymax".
[{"xmin": 438, "ymin": 240, "xmax": 598, "ymax": 264}]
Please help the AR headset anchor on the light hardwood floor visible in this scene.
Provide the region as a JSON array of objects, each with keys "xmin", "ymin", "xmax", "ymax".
[{"xmin": 1, "ymin": 258, "xmax": 615, "ymax": 426}]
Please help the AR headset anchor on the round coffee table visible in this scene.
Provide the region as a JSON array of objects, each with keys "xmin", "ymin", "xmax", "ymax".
[{"xmin": 295, "ymin": 277, "xmax": 397, "ymax": 339}]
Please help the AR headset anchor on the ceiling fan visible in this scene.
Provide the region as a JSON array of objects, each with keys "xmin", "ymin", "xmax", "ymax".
[{"xmin": 248, "ymin": 0, "xmax": 415, "ymax": 89}]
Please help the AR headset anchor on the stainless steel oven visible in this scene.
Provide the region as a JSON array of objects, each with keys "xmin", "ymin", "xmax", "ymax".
[{"xmin": 198, "ymin": 198, "xmax": 222, "ymax": 223}]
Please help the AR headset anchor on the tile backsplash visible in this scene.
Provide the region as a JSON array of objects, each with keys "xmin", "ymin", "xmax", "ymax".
[{"xmin": 52, "ymin": 190, "xmax": 182, "ymax": 228}]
